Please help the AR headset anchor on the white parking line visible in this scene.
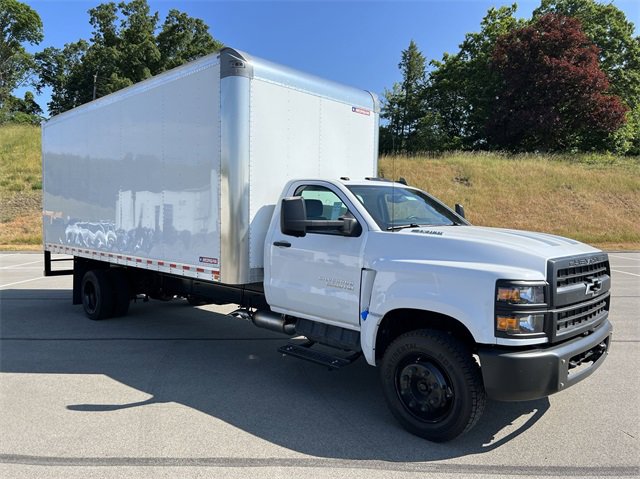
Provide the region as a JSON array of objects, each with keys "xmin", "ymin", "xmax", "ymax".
[
  {"xmin": 609, "ymin": 254, "xmax": 640, "ymax": 262},
  {"xmin": 0, "ymin": 277, "xmax": 46, "ymax": 289},
  {"xmin": 611, "ymin": 269, "xmax": 640, "ymax": 278},
  {"xmin": 0, "ymin": 260, "xmax": 42, "ymax": 270}
]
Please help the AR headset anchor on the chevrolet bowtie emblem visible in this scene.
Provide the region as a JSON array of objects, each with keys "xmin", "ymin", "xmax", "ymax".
[{"xmin": 585, "ymin": 278, "xmax": 603, "ymax": 296}]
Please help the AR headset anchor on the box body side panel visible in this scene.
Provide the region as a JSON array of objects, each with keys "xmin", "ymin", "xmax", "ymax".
[{"xmin": 43, "ymin": 63, "xmax": 221, "ymax": 273}]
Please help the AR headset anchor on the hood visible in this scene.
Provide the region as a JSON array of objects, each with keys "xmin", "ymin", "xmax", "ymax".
[{"xmin": 367, "ymin": 225, "xmax": 601, "ymax": 279}]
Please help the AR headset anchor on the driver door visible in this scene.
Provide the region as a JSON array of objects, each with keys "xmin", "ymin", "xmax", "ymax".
[{"xmin": 267, "ymin": 184, "xmax": 364, "ymax": 329}]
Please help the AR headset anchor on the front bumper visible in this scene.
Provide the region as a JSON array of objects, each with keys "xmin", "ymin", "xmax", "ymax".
[{"xmin": 478, "ymin": 319, "xmax": 612, "ymax": 401}]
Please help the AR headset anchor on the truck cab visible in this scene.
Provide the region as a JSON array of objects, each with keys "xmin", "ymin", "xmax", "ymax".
[{"xmin": 264, "ymin": 178, "xmax": 612, "ymax": 441}]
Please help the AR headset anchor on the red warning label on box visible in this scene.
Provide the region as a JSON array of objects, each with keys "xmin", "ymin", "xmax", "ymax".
[{"xmin": 352, "ymin": 106, "xmax": 370, "ymax": 116}]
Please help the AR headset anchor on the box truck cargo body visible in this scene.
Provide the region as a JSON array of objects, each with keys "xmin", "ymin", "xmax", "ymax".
[
  {"xmin": 43, "ymin": 48, "xmax": 612, "ymax": 442},
  {"xmin": 43, "ymin": 48, "xmax": 378, "ymax": 284}
]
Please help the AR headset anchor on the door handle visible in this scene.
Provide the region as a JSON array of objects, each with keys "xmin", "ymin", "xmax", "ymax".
[{"xmin": 273, "ymin": 240, "xmax": 291, "ymax": 248}]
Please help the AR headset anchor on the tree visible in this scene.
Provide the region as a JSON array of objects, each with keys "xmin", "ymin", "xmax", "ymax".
[
  {"xmin": 379, "ymin": 83, "xmax": 404, "ymax": 153},
  {"xmin": 533, "ymin": 0, "xmax": 640, "ymax": 153},
  {"xmin": 36, "ymin": 0, "xmax": 223, "ymax": 115},
  {"xmin": 426, "ymin": 5, "xmax": 525, "ymax": 149},
  {"xmin": 534, "ymin": 0, "xmax": 640, "ymax": 108},
  {"xmin": 0, "ymin": 90, "xmax": 42, "ymax": 123},
  {"xmin": 381, "ymin": 40, "xmax": 427, "ymax": 153},
  {"xmin": 487, "ymin": 13, "xmax": 627, "ymax": 151},
  {"xmin": 36, "ymin": 41, "xmax": 89, "ymax": 115},
  {"xmin": 157, "ymin": 10, "xmax": 223, "ymax": 71},
  {"xmin": 0, "ymin": 0, "xmax": 43, "ymax": 123}
]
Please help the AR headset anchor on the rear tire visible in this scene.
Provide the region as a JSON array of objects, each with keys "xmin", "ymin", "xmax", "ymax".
[
  {"xmin": 81, "ymin": 270, "xmax": 114, "ymax": 320},
  {"xmin": 380, "ymin": 329, "xmax": 486, "ymax": 442}
]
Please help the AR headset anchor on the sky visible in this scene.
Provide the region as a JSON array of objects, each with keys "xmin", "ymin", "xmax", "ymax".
[{"xmin": 18, "ymin": 0, "xmax": 640, "ymax": 117}]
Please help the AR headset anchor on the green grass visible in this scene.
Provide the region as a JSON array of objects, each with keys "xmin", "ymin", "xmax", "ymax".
[
  {"xmin": 0, "ymin": 124, "xmax": 41, "ymax": 192},
  {"xmin": 0, "ymin": 125, "xmax": 42, "ymax": 248},
  {"xmin": 380, "ymin": 152, "xmax": 640, "ymax": 249},
  {"xmin": 0, "ymin": 125, "xmax": 638, "ymax": 249}
]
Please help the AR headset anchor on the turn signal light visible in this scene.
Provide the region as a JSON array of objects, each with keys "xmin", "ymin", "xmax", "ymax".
[
  {"xmin": 496, "ymin": 314, "xmax": 545, "ymax": 335},
  {"xmin": 496, "ymin": 316, "xmax": 519, "ymax": 332}
]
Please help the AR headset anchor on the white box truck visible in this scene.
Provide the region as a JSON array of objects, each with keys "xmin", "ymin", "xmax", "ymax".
[{"xmin": 43, "ymin": 48, "xmax": 612, "ymax": 442}]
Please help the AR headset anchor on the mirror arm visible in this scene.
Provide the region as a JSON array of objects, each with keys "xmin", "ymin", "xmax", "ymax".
[{"xmin": 305, "ymin": 220, "xmax": 343, "ymax": 231}]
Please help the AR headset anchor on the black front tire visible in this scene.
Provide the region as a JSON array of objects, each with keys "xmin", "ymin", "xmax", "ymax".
[
  {"xmin": 380, "ymin": 329, "xmax": 486, "ymax": 442},
  {"xmin": 81, "ymin": 270, "xmax": 114, "ymax": 320}
]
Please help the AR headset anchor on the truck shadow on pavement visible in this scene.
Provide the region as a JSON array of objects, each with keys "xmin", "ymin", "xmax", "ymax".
[{"xmin": 1, "ymin": 288, "xmax": 550, "ymax": 462}]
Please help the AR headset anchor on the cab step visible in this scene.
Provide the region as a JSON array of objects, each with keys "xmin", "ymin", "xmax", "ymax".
[{"xmin": 278, "ymin": 342, "xmax": 361, "ymax": 370}]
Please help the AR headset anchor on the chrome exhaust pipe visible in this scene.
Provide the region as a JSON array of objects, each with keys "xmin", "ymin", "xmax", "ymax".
[{"xmin": 229, "ymin": 308, "xmax": 252, "ymax": 321}]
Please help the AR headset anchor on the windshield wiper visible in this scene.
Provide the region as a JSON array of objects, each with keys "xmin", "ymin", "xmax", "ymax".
[
  {"xmin": 387, "ymin": 222, "xmax": 460, "ymax": 231},
  {"xmin": 386, "ymin": 223, "xmax": 421, "ymax": 231}
]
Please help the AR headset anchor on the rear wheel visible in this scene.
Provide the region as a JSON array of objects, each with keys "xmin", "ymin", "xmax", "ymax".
[
  {"xmin": 81, "ymin": 270, "xmax": 114, "ymax": 320},
  {"xmin": 380, "ymin": 329, "xmax": 486, "ymax": 442}
]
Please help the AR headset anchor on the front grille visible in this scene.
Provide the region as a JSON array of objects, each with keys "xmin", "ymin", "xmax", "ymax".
[
  {"xmin": 557, "ymin": 261, "xmax": 609, "ymax": 287},
  {"xmin": 555, "ymin": 297, "xmax": 609, "ymax": 339},
  {"xmin": 547, "ymin": 253, "xmax": 611, "ymax": 343}
]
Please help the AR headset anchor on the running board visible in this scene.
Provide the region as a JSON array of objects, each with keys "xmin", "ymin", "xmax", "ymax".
[{"xmin": 278, "ymin": 342, "xmax": 361, "ymax": 370}]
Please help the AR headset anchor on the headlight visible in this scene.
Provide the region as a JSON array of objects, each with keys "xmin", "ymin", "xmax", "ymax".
[
  {"xmin": 495, "ymin": 280, "xmax": 548, "ymax": 338},
  {"xmin": 496, "ymin": 313, "xmax": 545, "ymax": 335},
  {"xmin": 496, "ymin": 282, "xmax": 545, "ymax": 305}
]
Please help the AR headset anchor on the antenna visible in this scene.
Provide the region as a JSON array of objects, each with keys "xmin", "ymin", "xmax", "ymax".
[{"xmin": 392, "ymin": 150, "xmax": 396, "ymax": 230}]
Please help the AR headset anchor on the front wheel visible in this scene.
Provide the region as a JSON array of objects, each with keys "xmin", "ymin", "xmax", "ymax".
[{"xmin": 380, "ymin": 329, "xmax": 486, "ymax": 442}]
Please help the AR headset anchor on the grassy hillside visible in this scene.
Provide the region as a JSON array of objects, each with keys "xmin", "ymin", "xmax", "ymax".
[
  {"xmin": 0, "ymin": 125, "xmax": 41, "ymax": 248},
  {"xmin": 379, "ymin": 153, "xmax": 640, "ymax": 249},
  {"xmin": 0, "ymin": 125, "xmax": 639, "ymax": 250}
]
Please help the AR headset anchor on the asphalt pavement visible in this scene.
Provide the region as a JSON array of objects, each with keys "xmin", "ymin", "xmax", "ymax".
[{"xmin": 0, "ymin": 251, "xmax": 638, "ymax": 478}]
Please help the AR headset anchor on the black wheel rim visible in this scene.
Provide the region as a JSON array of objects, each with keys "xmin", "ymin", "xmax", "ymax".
[
  {"xmin": 395, "ymin": 355, "xmax": 454, "ymax": 423},
  {"xmin": 83, "ymin": 281, "xmax": 97, "ymax": 313}
]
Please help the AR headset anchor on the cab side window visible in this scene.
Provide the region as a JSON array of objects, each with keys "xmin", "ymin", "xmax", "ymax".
[
  {"xmin": 293, "ymin": 185, "xmax": 360, "ymax": 236},
  {"xmin": 295, "ymin": 185, "xmax": 348, "ymax": 221}
]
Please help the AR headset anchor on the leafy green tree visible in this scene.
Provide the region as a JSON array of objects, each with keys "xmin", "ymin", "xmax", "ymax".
[
  {"xmin": 118, "ymin": 0, "xmax": 160, "ymax": 80},
  {"xmin": 0, "ymin": 90, "xmax": 43, "ymax": 124},
  {"xmin": 412, "ymin": 111, "xmax": 460, "ymax": 152},
  {"xmin": 381, "ymin": 40, "xmax": 427, "ymax": 153},
  {"xmin": 613, "ymin": 106, "xmax": 640, "ymax": 155},
  {"xmin": 157, "ymin": 10, "xmax": 223, "ymax": 71},
  {"xmin": 0, "ymin": 0, "xmax": 43, "ymax": 123},
  {"xmin": 36, "ymin": 0, "xmax": 223, "ymax": 115},
  {"xmin": 488, "ymin": 14, "xmax": 627, "ymax": 151},
  {"xmin": 36, "ymin": 41, "xmax": 89, "ymax": 115},
  {"xmin": 426, "ymin": 5, "xmax": 525, "ymax": 149},
  {"xmin": 379, "ymin": 83, "xmax": 403, "ymax": 153}
]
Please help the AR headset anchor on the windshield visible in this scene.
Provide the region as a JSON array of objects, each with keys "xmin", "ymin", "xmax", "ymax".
[{"xmin": 346, "ymin": 185, "xmax": 464, "ymax": 231}]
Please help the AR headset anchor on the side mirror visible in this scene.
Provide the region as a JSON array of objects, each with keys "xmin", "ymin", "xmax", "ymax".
[
  {"xmin": 455, "ymin": 203, "xmax": 466, "ymax": 219},
  {"xmin": 281, "ymin": 197, "xmax": 307, "ymax": 237},
  {"xmin": 281, "ymin": 196, "xmax": 362, "ymax": 237},
  {"xmin": 340, "ymin": 214, "xmax": 362, "ymax": 237}
]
